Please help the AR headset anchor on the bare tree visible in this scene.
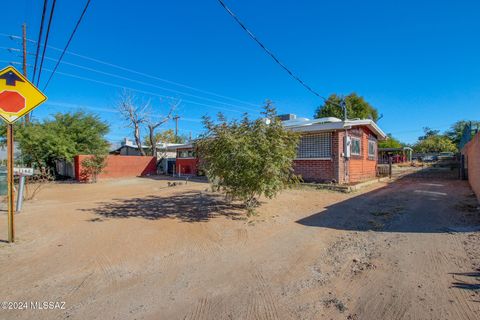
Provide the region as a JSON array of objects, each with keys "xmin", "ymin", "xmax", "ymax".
[
  {"xmin": 118, "ymin": 90, "xmax": 147, "ymax": 156},
  {"xmin": 145, "ymin": 100, "xmax": 179, "ymax": 157}
]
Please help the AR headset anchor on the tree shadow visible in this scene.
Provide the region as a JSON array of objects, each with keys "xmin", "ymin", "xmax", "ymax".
[
  {"xmin": 80, "ymin": 191, "xmax": 244, "ymax": 222},
  {"xmin": 450, "ymin": 270, "xmax": 480, "ymax": 299},
  {"xmin": 296, "ymin": 167, "xmax": 479, "ymax": 233}
]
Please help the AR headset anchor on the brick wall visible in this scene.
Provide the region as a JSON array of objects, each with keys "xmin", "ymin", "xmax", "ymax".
[
  {"xmin": 334, "ymin": 131, "xmax": 346, "ymax": 183},
  {"xmin": 176, "ymin": 158, "xmax": 198, "ymax": 175},
  {"xmin": 348, "ymin": 126, "xmax": 378, "ymax": 183},
  {"xmin": 293, "ymin": 159, "xmax": 335, "ymax": 182},
  {"xmin": 176, "ymin": 147, "xmax": 199, "ymax": 175},
  {"xmin": 462, "ymin": 131, "xmax": 480, "ymax": 200},
  {"xmin": 75, "ymin": 155, "xmax": 157, "ymax": 181}
]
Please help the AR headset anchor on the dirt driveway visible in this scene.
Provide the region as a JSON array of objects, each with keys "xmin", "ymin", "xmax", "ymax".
[{"xmin": 0, "ymin": 169, "xmax": 479, "ymax": 320}]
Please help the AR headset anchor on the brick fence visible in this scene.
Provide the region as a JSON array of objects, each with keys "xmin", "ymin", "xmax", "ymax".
[
  {"xmin": 74, "ymin": 155, "xmax": 157, "ymax": 181},
  {"xmin": 462, "ymin": 131, "xmax": 480, "ymax": 200}
]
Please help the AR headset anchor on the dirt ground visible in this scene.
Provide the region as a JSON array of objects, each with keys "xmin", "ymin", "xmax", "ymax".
[{"xmin": 1, "ymin": 168, "xmax": 480, "ymax": 320}]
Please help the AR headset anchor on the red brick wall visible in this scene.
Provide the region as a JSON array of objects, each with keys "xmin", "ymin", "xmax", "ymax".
[
  {"xmin": 462, "ymin": 132, "xmax": 480, "ymax": 200},
  {"xmin": 176, "ymin": 158, "xmax": 198, "ymax": 175},
  {"xmin": 175, "ymin": 147, "xmax": 198, "ymax": 175},
  {"xmin": 75, "ymin": 155, "xmax": 157, "ymax": 181},
  {"xmin": 293, "ymin": 159, "xmax": 335, "ymax": 182},
  {"xmin": 334, "ymin": 131, "xmax": 346, "ymax": 183},
  {"xmin": 348, "ymin": 126, "xmax": 378, "ymax": 183}
]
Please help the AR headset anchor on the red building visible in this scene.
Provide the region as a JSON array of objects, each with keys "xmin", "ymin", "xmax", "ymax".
[
  {"xmin": 284, "ymin": 116, "xmax": 387, "ymax": 184},
  {"xmin": 175, "ymin": 144, "xmax": 199, "ymax": 176},
  {"xmin": 175, "ymin": 116, "xmax": 387, "ymax": 184}
]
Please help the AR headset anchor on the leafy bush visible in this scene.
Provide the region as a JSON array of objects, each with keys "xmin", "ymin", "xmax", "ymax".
[
  {"xmin": 197, "ymin": 102, "xmax": 300, "ymax": 212},
  {"xmin": 81, "ymin": 154, "xmax": 107, "ymax": 183}
]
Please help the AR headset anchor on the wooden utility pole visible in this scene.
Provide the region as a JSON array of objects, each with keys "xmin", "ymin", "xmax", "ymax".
[
  {"xmin": 22, "ymin": 23, "xmax": 30, "ymax": 124},
  {"xmin": 173, "ymin": 115, "xmax": 180, "ymax": 140}
]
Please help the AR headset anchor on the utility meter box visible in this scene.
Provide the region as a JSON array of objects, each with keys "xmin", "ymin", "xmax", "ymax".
[{"xmin": 344, "ymin": 135, "xmax": 351, "ymax": 158}]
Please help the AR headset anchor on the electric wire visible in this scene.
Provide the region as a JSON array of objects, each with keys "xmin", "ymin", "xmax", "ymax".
[
  {"xmin": 43, "ymin": 0, "xmax": 92, "ymax": 90},
  {"xmin": 31, "ymin": 0, "xmax": 48, "ymax": 82},
  {"xmin": 217, "ymin": 0, "xmax": 329, "ymax": 102},
  {"xmin": 36, "ymin": 0, "xmax": 56, "ymax": 85},
  {"xmin": 0, "ymin": 33, "xmax": 259, "ymax": 108}
]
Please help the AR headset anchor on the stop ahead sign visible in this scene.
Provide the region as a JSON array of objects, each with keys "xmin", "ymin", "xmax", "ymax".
[{"xmin": 0, "ymin": 66, "xmax": 47, "ymax": 123}]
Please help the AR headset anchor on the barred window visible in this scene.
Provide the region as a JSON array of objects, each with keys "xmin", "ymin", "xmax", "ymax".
[
  {"xmin": 351, "ymin": 137, "xmax": 361, "ymax": 155},
  {"xmin": 296, "ymin": 133, "xmax": 332, "ymax": 159},
  {"xmin": 177, "ymin": 150, "xmax": 195, "ymax": 158},
  {"xmin": 368, "ymin": 140, "xmax": 376, "ymax": 158}
]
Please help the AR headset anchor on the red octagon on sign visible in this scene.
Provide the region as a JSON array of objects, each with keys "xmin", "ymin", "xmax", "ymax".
[{"xmin": 0, "ymin": 90, "xmax": 26, "ymax": 113}]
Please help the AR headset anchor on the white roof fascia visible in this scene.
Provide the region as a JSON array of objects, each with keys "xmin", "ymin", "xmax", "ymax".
[
  {"xmin": 285, "ymin": 118, "xmax": 387, "ymax": 140},
  {"xmin": 344, "ymin": 119, "xmax": 387, "ymax": 140}
]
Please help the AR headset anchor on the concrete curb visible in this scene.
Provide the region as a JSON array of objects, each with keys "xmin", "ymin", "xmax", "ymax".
[{"xmin": 301, "ymin": 176, "xmax": 391, "ymax": 193}]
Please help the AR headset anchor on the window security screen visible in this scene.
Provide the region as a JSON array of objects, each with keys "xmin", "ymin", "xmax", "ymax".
[
  {"xmin": 351, "ymin": 137, "xmax": 361, "ymax": 155},
  {"xmin": 368, "ymin": 140, "xmax": 376, "ymax": 157},
  {"xmin": 178, "ymin": 150, "xmax": 195, "ymax": 158},
  {"xmin": 297, "ymin": 133, "xmax": 332, "ymax": 159}
]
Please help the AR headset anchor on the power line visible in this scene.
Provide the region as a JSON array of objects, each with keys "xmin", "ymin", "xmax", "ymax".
[
  {"xmin": 39, "ymin": 67, "xmax": 246, "ymax": 114},
  {"xmin": 1, "ymin": 46, "xmax": 258, "ymax": 113},
  {"xmin": 39, "ymin": 55, "xmax": 259, "ymax": 112},
  {"xmin": 217, "ymin": 0, "xmax": 328, "ymax": 101},
  {"xmin": 36, "ymin": 0, "xmax": 56, "ymax": 85},
  {"xmin": 0, "ymin": 57, "xmax": 250, "ymax": 115},
  {"xmin": 0, "ymin": 33, "xmax": 260, "ymax": 108},
  {"xmin": 31, "ymin": 0, "xmax": 48, "ymax": 82},
  {"xmin": 43, "ymin": 0, "xmax": 91, "ymax": 90}
]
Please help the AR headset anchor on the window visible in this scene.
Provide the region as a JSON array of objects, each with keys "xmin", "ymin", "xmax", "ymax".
[
  {"xmin": 177, "ymin": 150, "xmax": 195, "ymax": 158},
  {"xmin": 368, "ymin": 140, "xmax": 376, "ymax": 158},
  {"xmin": 296, "ymin": 133, "xmax": 332, "ymax": 159},
  {"xmin": 351, "ymin": 137, "xmax": 361, "ymax": 155}
]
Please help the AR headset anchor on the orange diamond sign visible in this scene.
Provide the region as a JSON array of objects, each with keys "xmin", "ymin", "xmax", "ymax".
[{"xmin": 0, "ymin": 66, "xmax": 47, "ymax": 123}]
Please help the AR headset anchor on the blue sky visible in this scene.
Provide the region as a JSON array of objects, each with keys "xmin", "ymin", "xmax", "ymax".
[{"xmin": 1, "ymin": 0, "xmax": 479, "ymax": 143}]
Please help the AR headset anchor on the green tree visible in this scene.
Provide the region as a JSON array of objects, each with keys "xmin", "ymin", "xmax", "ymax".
[
  {"xmin": 81, "ymin": 154, "xmax": 108, "ymax": 183},
  {"xmin": 413, "ymin": 130, "xmax": 456, "ymax": 153},
  {"xmin": 314, "ymin": 93, "xmax": 379, "ymax": 122},
  {"xmin": 445, "ymin": 120, "xmax": 480, "ymax": 146},
  {"xmin": 418, "ymin": 127, "xmax": 440, "ymax": 141},
  {"xmin": 143, "ymin": 129, "xmax": 187, "ymax": 146},
  {"xmin": 197, "ymin": 102, "xmax": 300, "ymax": 212},
  {"xmin": 7, "ymin": 111, "xmax": 109, "ymax": 174},
  {"xmin": 378, "ymin": 134, "xmax": 403, "ymax": 149}
]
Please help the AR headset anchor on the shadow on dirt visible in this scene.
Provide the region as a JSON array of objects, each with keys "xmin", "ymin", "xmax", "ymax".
[
  {"xmin": 450, "ymin": 271, "xmax": 480, "ymax": 298},
  {"xmin": 297, "ymin": 167, "xmax": 480, "ymax": 233},
  {"xmin": 80, "ymin": 191, "xmax": 243, "ymax": 222}
]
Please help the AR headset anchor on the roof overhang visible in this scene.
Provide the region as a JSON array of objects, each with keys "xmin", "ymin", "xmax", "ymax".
[{"xmin": 285, "ymin": 118, "xmax": 387, "ymax": 140}]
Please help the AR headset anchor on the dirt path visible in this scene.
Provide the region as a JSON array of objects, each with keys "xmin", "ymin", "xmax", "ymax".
[{"xmin": 0, "ymin": 171, "xmax": 479, "ymax": 320}]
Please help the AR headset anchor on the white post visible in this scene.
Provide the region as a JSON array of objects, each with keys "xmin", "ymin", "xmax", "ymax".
[{"xmin": 16, "ymin": 175, "xmax": 25, "ymax": 212}]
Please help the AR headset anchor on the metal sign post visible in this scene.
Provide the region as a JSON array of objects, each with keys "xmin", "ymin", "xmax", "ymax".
[
  {"xmin": 0, "ymin": 66, "xmax": 47, "ymax": 243},
  {"xmin": 14, "ymin": 168, "xmax": 33, "ymax": 213}
]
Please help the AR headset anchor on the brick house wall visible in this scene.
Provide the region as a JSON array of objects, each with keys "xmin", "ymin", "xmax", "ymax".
[
  {"xmin": 293, "ymin": 159, "xmax": 335, "ymax": 182},
  {"xmin": 176, "ymin": 147, "xmax": 199, "ymax": 175},
  {"xmin": 462, "ymin": 131, "xmax": 480, "ymax": 200},
  {"xmin": 292, "ymin": 126, "xmax": 378, "ymax": 184},
  {"xmin": 348, "ymin": 127, "xmax": 378, "ymax": 183},
  {"xmin": 75, "ymin": 155, "xmax": 157, "ymax": 181}
]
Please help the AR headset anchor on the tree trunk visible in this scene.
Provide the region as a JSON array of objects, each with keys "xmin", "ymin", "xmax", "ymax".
[
  {"xmin": 148, "ymin": 125, "xmax": 157, "ymax": 158},
  {"xmin": 134, "ymin": 124, "xmax": 146, "ymax": 156}
]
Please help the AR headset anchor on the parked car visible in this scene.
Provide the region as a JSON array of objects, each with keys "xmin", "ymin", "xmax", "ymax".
[
  {"xmin": 422, "ymin": 155, "xmax": 436, "ymax": 162},
  {"xmin": 437, "ymin": 152, "xmax": 455, "ymax": 161}
]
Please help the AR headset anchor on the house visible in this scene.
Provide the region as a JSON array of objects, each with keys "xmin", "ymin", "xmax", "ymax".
[
  {"xmin": 175, "ymin": 143, "xmax": 199, "ymax": 175},
  {"xmin": 282, "ymin": 115, "xmax": 387, "ymax": 184},
  {"xmin": 111, "ymin": 138, "xmax": 186, "ymax": 174},
  {"xmin": 173, "ymin": 115, "xmax": 387, "ymax": 184}
]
